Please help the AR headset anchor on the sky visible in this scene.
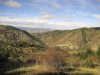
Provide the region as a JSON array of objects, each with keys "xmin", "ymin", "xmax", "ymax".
[{"xmin": 0, "ymin": 0, "xmax": 100, "ymax": 30}]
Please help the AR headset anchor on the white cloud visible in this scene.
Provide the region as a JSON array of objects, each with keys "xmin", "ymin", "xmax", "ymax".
[
  {"xmin": 92, "ymin": 14, "xmax": 100, "ymax": 19},
  {"xmin": 0, "ymin": 14, "xmax": 51, "ymax": 24},
  {"xmin": 77, "ymin": 0, "xmax": 97, "ymax": 8},
  {"xmin": 39, "ymin": 12, "xmax": 55, "ymax": 20},
  {"xmin": 3, "ymin": 0, "xmax": 22, "ymax": 8},
  {"xmin": 0, "ymin": 16, "xmax": 93, "ymax": 30},
  {"xmin": 47, "ymin": 21, "xmax": 91, "ymax": 29},
  {"xmin": 52, "ymin": 1, "xmax": 62, "ymax": 8},
  {"xmin": 77, "ymin": 12, "xmax": 90, "ymax": 17},
  {"xmin": 0, "ymin": 12, "xmax": 98, "ymax": 30},
  {"xmin": 30, "ymin": 0, "xmax": 62, "ymax": 9}
]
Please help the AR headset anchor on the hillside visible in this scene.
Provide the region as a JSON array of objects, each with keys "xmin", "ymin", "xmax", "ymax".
[
  {"xmin": 0, "ymin": 25, "xmax": 100, "ymax": 75},
  {"xmin": 33, "ymin": 27, "xmax": 100, "ymax": 50},
  {"xmin": 0, "ymin": 25, "xmax": 45, "ymax": 48},
  {"xmin": 0, "ymin": 25, "xmax": 46, "ymax": 64}
]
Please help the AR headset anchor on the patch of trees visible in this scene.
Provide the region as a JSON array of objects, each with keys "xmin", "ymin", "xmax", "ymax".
[{"xmin": 0, "ymin": 46, "xmax": 35, "ymax": 63}]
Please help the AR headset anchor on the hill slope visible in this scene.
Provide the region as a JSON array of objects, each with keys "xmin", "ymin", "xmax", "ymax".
[
  {"xmin": 33, "ymin": 28, "xmax": 100, "ymax": 50},
  {"xmin": 0, "ymin": 25, "xmax": 45, "ymax": 48},
  {"xmin": 0, "ymin": 25, "xmax": 47, "ymax": 63}
]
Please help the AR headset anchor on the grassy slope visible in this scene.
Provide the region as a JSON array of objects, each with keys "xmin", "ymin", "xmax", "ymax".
[{"xmin": 33, "ymin": 28, "xmax": 100, "ymax": 50}]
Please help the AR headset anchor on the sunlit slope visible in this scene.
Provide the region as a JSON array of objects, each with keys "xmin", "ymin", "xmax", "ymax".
[
  {"xmin": 33, "ymin": 28, "xmax": 100, "ymax": 50},
  {"xmin": 0, "ymin": 25, "xmax": 45, "ymax": 48}
]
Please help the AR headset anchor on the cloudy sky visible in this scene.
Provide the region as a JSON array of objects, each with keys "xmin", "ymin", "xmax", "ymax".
[{"xmin": 0, "ymin": 0, "xmax": 100, "ymax": 30}]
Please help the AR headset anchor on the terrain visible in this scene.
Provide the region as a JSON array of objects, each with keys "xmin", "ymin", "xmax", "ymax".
[
  {"xmin": 0, "ymin": 25, "xmax": 46, "ymax": 74},
  {"xmin": 0, "ymin": 25, "xmax": 100, "ymax": 75},
  {"xmin": 33, "ymin": 27, "xmax": 100, "ymax": 50},
  {"xmin": 0, "ymin": 25, "xmax": 45, "ymax": 48}
]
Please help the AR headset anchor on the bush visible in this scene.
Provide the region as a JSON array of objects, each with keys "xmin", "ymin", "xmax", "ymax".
[
  {"xmin": 96, "ymin": 48, "xmax": 100, "ymax": 58},
  {"xmin": 86, "ymin": 48, "xmax": 92, "ymax": 54},
  {"xmin": 83, "ymin": 60, "xmax": 94, "ymax": 68},
  {"xmin": 79, "ymin": 48, "xmax": 93, "ymax": 60},
  {"xmin": 37, "ymin": 48, "xmax": 66, "ymax": 71},
  {"xmin": 79, "ymin": 52, "xmax": 87, "ymax": 59},
  {"xmin": 0, "ymin": 46, "xmax": 35, "ymax": 63}
]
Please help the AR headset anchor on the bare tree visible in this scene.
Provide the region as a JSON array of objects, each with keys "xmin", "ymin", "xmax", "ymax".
[{"xmin": 38, "ymin": 48, "xmax": 67, "ymax": 71}]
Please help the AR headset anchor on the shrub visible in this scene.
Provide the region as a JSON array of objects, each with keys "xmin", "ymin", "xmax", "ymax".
[
  {"xmin": 96, "ymin": 48, "xmax": 100, "ymax": 58},
  {"xmin": 0, "ymin": 46, "xmax": 35, "ymax": 63},
  {"xmin": 38, "ymin": 48, "xmax": 66, "ymax": 71},
  {"xmin": 85, "ymin": 48, "xmax": 91, "ymax": 53},
  {"xmin": 79, "ymin": 48, "xmax": 93, "ymax": 60},
  {"xmin": 83, "ymin": 60, "xmax": 94, "ymax": 68},
  {"xmin": 79, "ymin": 52, "xmax": 87, "ymax": 59}
]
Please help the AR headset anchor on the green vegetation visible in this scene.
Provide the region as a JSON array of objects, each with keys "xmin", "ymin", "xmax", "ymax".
[
  {"xmin": 34, "ymin": 27, "xmax": 100, "ymax": 50},
  {"xmin": 0, "ymin": 25, "xmax": 100, "ymax": 75},
  {"xmin": 96, "ymin": 48, "xmax": 100, "ymax": 58},
  {"xmin": 83, "ymin": 60, "xmax": 94, "ymax": 68},
  {"xmin": 79, "ymin": 48, "xmax": 94, "ymax": 60}
]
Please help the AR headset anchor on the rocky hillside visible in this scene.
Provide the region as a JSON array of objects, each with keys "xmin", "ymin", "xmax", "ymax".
[
  {"xmin": 0, "ymin": 25, "xmax": 45, "ymax": 48},
  {"xmin": 33, "ymin": 27, "xmax": 100, "ymax": 50},
  {"xmin": 0, "ymin": 25, "xmax": 47, "ymax": 63}
]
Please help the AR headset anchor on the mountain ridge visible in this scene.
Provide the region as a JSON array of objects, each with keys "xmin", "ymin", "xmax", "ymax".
[
  {"xmin": 33, "ymin": 27, "xmax": 100, "ymax": 50},
  {"xmin": 0, "ymin": 25, "xmax": 46, "ymax": 48}
]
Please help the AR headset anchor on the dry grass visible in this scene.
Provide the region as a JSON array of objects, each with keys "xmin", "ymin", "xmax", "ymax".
[
  {"xmin": 6, "ymin": 64, "xmax": 54, "ymax": 75},
  {"xmin": 5, "ymin": 64, "xmax": 100, "ymax": 75},
  {"xmin": 64, "ymin": 67, "xmax": 100, "ymax": 75},
  {"xmin": 78, "ymin": 67, "xmax": 100, "ymax": 75}
]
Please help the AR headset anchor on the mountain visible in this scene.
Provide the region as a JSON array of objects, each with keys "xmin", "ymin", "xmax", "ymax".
[
  {"xmin": 33, "ymin": 27, "xmax": 100, "ymax": 50},
  {"xmin": 0, "ymin": 25, "xmax": 45, "ymax": 48},
  {"xmin": 0, "ymin": 25, "xmax": 47, "ymax": 63},
  {"xmin": 18, "ymin": 27, "xmax": 53, "ymax": 33}
]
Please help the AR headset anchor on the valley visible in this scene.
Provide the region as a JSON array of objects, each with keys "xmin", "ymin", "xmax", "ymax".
[
  {"xmin": 0, "ymin": 25, "xmax": 100, "ymax": 75},
  {"xmin": 0, "ymin": 0, "xmax": 100, "ymax": 74}
]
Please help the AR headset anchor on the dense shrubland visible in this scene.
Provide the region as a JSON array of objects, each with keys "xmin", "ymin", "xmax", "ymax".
[{"xmin": 0, "ymin": 45, "xmax": 100, "ymax": 75}]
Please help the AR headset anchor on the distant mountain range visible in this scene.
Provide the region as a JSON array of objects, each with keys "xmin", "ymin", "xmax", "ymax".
[{"xmin": 18, "ymin": 27, "xmax": 53, "ymax": 33}]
